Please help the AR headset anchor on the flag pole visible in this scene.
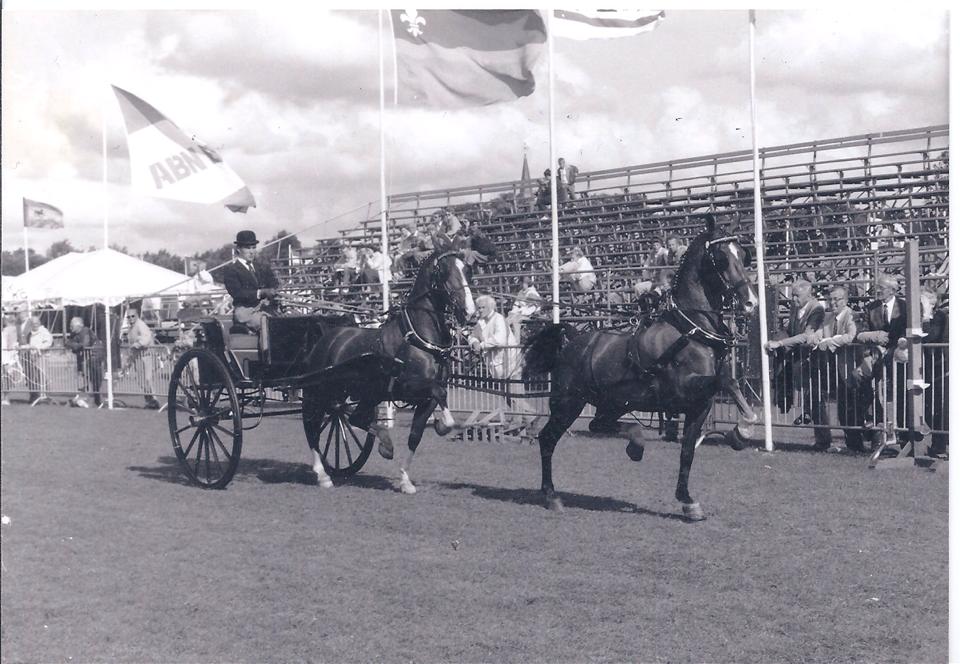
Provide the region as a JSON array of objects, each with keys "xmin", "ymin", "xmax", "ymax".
[
  {"xmin": 21, "ymin": 200, "xmax": 32, "ymax": 318},
  {"xmin": 547, "ymin": 9, "xmax": 560, "ymax": 324},
  {"xmin": 749, "ymin": 10, "xmax": 773, "ymax": 451},
  {"xmin": 102, "ymin": 86, "xmax": 115, "ymax": 410},
  {"xmin": 379, "ymin": 9, "xmax": 394, "ymax": 430}
]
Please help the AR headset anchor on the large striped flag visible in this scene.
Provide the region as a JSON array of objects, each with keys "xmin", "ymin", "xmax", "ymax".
[
  {"xmin": 391, "ymin": 10, "xmax": 546, "ymax": 108},
  {"xmin": 112, "ymin": 86, "xmax": 256, "ymax": 213},
  {"xmin": 552, "ymin": 10, "xmax": 665, "ymax": 40},
  {"xmin": 23, "ymin": 198, "xmax": 64, "ymax": 229}
]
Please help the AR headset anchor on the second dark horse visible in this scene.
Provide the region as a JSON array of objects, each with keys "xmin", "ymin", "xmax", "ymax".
[{"xmin": 523, "ymin": 216, "xmax": 759, "ymax": 520}]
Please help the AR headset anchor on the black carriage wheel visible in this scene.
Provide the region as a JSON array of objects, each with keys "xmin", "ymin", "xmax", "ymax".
[
  {"xmin": 303, "ymin": 397, "xmax": 375, "ymax": 478},
  {"xmin": 167, "ymin": 348, "xmax": 242, "ymax": 489}
]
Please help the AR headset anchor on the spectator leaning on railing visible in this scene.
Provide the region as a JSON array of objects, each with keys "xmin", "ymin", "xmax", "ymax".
[
  {"xmin": 765, "ymin": 279, "xmax": 826, "ymax": 442},
  {"xmin": 123, "ymin": 308, "xmax": 161, "ymax": 410},
  {"xmin": 854, "ymin": 273, "xmax": 907, "ymax": 448},
  {"xmin": 24, "ymin": 314, "xmax": 53, "ymax": 405},
  {"xmin": 919, "ymin": 286, "xmax": 948, "ymax": 458},
  {"xmin": 64, "ymin": 316, "xmax": 103, "ymax": 408},
  {"xmin": 811, "ymin": 286, "xmax": 862, "ymax": 451},
  {"xmin": 1, "ymin": 311, "xmax": 20, "ymax": 406}
]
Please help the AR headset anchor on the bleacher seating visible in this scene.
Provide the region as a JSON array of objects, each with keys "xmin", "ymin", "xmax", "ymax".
[{"xmin": 273, "ymin": 125, "xmax": 949, "ymax": 324}]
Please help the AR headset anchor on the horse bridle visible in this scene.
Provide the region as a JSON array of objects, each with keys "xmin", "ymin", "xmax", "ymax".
[
  {"xmin": 703, "ymin": 235, "xmax": 752, "ymax": 301},
  {"xmin": 401, "ymin": 250, "xmax": 468, "ymax": 357}
]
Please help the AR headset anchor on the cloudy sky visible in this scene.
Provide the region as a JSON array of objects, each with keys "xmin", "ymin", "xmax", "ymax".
[{"xmin": 0, "ymin": 6, "xmax": 950, "ymax": 257}]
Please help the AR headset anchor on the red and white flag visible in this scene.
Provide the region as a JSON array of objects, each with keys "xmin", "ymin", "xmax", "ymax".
[
  {"xmin": 112, "ymin": 86, "xmax": 256, "ymax": 213},
  {"xmin": 552, "ymin": 9, "xmax": 665, "ymax": 40},
  {"xmin": 391, "ymin": 10, "xmax": 546, "ymax": 108}
]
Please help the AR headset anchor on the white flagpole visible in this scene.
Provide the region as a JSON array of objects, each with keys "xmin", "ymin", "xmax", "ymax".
[
  {"xmin": 103, "ymin": 87, "xmax": 114, "ymax": 410},
  {"xmin": 379, "ymin": 10, "xmax": 394, "ymax": 430},
  {"xmin": 749, "ymin": 10, "xmax": 773, "ymax": 451},
  {"xmin": 547, "ymin": 9, "xmax": 560, "ymax": 324},
  {"xmin": 21, "ymin": 202, "xmax": 32, "ymax": 318}
]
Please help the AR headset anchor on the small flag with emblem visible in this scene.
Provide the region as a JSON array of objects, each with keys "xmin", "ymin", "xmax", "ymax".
[{"xmin": 23, "ymin": 198, "xmax": 64, "ymax": 229}]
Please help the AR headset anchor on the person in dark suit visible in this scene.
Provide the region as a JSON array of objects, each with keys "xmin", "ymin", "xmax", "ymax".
[
  {"xmin": 221, "ymin": 230, "xmax": 280, "ymax": 332},
  {"xmin": 920, "ymin": 287, "xmax": 948, "ymax": 457},
  {"xmin": 855, "ymin": 273, "xmax": 908, "ymax": 447},
  {"xmin": 557, "ymin": 157, "xmax": 579, "ymax": 204},
  {"xmin": 766, "ymin": 280, "xmax": 826, "ymax": 441}
]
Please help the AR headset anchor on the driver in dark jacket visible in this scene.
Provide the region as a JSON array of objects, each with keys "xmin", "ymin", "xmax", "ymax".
[{"xmin": 221, "ymin": 230, "xmax": 279, "ymax": 332}]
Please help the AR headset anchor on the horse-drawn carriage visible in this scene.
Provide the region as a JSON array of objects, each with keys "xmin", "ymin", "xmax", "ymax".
[
  {"xmin": 166, "ymin": 312, "xmax": 382, "ymax": 488},
  {"xmin": 167, "ymin": 247, "xmax": 477, "ymax": 491}
]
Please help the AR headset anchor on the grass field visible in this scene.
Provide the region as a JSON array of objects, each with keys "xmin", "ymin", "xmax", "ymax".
[{"xmin": 0, "ymin": 406, "xmax": 948, "ymax": 663}]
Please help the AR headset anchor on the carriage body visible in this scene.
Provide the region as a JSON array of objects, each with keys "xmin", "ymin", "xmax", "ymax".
[{"xmin": 167, "ymin": 313, "xmax": 377, "ymax": 489}]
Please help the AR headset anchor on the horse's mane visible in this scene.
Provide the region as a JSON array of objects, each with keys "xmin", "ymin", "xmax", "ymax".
[{"xmin": 671, "ymin": 229, "xmax": 714, "ymax": 293}]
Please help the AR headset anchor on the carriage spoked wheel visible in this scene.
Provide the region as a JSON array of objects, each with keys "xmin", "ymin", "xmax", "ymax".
[
  {"xmin": 167, "ymin": 348, "xmax": 242, "ymax": 489},
  {"xmin": 302, "ymin": 395, "xmax": 375, "ymax": 478}
]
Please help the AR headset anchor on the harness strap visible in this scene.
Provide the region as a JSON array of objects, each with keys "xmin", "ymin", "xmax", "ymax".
[{"xmin": 400, "ymin": 306, "xmax": 453, "ymax": 358}]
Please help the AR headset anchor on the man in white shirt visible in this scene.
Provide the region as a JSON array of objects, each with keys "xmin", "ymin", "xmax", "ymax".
[
  {"xmin": 124, "ymin": 309, "xmax": 161, "ymax": 410},
  {"xmin": 2, "ymin": 312, "xmax": 21, "ymax": 405},
  {"xmin": 468, "ymin": 295, "xmax": 531, "ymax": 430},
  {"xmin": 559, "ymin": 247, "xmax": 596, "ymax": 305}
]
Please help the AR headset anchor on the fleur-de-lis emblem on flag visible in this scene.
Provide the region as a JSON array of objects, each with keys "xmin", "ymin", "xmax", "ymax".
[{"xmin": 400, "ymin": 9, "xmax": 425, "ymax": 37}]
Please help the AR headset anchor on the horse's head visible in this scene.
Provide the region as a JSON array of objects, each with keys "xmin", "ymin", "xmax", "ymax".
[
  {"xmin": 702, "ymin": 233, "xmax": 758, "ymax": 315},
  {"xmin": 431, "ymin": 250, "xmax": 476, "ymax": 324}
]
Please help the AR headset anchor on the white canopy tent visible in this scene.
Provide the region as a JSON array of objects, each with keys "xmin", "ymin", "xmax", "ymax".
[{"xmin": 2, "ymin": 248, "xmax": 216, "ymax": 307}]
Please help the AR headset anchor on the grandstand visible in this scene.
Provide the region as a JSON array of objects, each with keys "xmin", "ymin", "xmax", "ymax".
[{"xmin": 274, "ymin": 125, "xmax": 949, "ymax": 321}]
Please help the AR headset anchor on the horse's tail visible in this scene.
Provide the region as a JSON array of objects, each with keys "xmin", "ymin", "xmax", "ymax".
[{"xmin": 523, "ymin": 323, "xmax": 578, "ymax": 379}]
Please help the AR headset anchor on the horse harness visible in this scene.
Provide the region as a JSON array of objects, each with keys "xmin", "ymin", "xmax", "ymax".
[{"xmin": 626, "ymin": 295, "xmax": 737, "ymax": 382}]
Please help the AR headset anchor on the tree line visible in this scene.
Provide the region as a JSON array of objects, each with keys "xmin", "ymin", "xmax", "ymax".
[{"xmin": 1, "ymin": 231, "xmax": 301, "ymax": 280}]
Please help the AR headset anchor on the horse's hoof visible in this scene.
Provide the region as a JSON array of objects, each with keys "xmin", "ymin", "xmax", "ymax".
[
  {"xmin": 313, "ymin": 468, "xmax": 334, "ymax": 488},
  {"xmin": 625, "ymin": 440, "xmax": 645, "ymax": 462},
  {"xmin": 434, "ymin": 418, "xmax": 452, "ymax": 436},
  {"xmin": 682, "ymin": 502, "xmax": 706, "ymax": 522},
  {"xmin": 399, "ymin": 472, "xmax": 417, "ymax": 495},
  {"xmin": 726, "ymin": 427, "xmax": 749, "ymax": 451},
  {"xmin": 588, "ymin": 419, "xmax": 620, "ymax": 434},
  {"xmin": 545, "ymin": 495, "xmax": 564, "ymax": 512},
  {"xmin": 373, "ymin": 426, "xmax": 394, "ymax": 460}
]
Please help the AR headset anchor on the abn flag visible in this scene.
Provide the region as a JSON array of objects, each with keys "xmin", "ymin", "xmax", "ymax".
[
  {"xmin": 552, "ymin": 10, "xmax": 665, "ymax": 40},
  {"xmin": 23, "ymin": 198, "xmax": 64, "ymax": 229},
  {"xmin": 112, "ymin": 85, "xmax": 256, "ymax": 213},
  {"xmin": 391, "ymin": 10, "xmax": 546, "ymax": 108}
]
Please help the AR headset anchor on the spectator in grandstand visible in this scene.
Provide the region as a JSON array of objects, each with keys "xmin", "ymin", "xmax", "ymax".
[
  {"xmin": 64, "ymin": 316, "xmax": 103, "ymax": 408},
  {"xmin": 642, "ymin": 239, "xmax": 670, "ymax": 280},
  {"xmin": 811, "ymin": 286, "xmax": 862, "ymax": 451},
  {"xmin": 535, "ymin": 170, "xmax": 552, "ymax": 212},
  {"xmin": 468, "ymin": 294, "xmax": 532, "ymax": 431},
  {"xmin": 557, "ymin": 157, "xmax": 579, "ymax": 204},
  {"xmin": 440, "ymin": 209, "xmax": 462, "ymax": 239},
  {"xmin": 223, "ymin": 230, "xmax": 281, "ymax": 333},
  {"xmin": 666, "ymin": 235, "xmax": 687, "ymax": 265},
  {"xmin": 24, "ymin": 314, "xmax": 53, "ymax": 405},
  {"xmin": 920, "ymin": 287, "xmax": 948, "ymax": 458},
  {"xmin": 559, "ymin": 246, "xmax": 597, "ymax": 304},
  {"xmin": 855, "ymin": 273, "xmax": 907, "ymax": 448},
  {"xmin": 123, "ymin": 308, "xmax": 161, "ymax": 410},
  {"xmin": 1, "ymin": 311, "xmax": 20, "ymax": 406},
  {"xmin": 766, "ymin": 280, "xmax": 826, "ymax": 433},
  {"xmin": 393, "ymin": 225, "xmax": 421, "ymax": 277},
  {"xmin": 333, "ymin": 244, "xmax": 359, "ymax": 288},
  {"xmin": 507, "ymin": 276, "xmax": 542, "ymax": 341},
  {"xmin": 454, "ymin": 217, "xmax": 497, "ymax": 279},
  {"xmin": 634, "ymin": 269, "xmax": 674, "ymax": 313},
  {"xmin": 358, "ymin": 245, "xmax": 392, "ymax": 286}
]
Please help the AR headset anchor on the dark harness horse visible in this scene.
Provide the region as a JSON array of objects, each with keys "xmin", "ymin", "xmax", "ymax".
[
  {"xmin": 302, "ymin": 247, "xmax": 475, "ymax": 493},
  {"xmin": 523, "ymin": 218, "xmax": 759, "ymax": 520}
]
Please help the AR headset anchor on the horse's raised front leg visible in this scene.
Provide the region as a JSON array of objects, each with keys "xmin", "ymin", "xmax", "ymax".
[
  {"xmin": 675, "ymin": 395, "xmax": 714, "ymax": 522},
  {"xmin": 538, "ymin": 395, "xmax": 586, "ymax": 512},
  {"xmin": 399, "ymin": 398, "xmax": 437, "ymax": 495}
]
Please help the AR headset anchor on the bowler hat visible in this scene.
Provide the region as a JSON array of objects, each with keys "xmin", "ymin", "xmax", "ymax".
[{"xmin": 235, "ymin": 230, "xmax": 259, "ymax": 247}]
